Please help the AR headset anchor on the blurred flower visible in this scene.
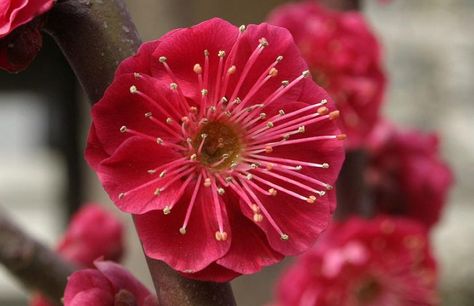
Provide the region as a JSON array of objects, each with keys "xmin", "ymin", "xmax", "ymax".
[
  {"xmin": 268, "ymin": 2, "xmax": 386, "ymax": 148},
  {"xmin": 64, "ymin": 261, "xmax": 158, "ymax": 306},
  {"xmin": 0, "ymin": 0, "xmax": 54, "ymax": 72},
  {"xmin": 275, "ymin": 217, "xmax": 439, "ymax": 306},
  {"xmin": 367, "ymin": 121, "xmax": 453, "ymax": 229},
  {"xmin": 30, "ymin": 203, "xmax": 125, "ymax": 306},
  {"xmin": 86, "ymin": 18, "xmax": 345, "ymax": 281}
]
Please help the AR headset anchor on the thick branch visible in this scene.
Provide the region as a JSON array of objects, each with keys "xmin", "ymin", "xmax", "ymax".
[
  {"xmin": 0, "ymin": 213, "xmax": 76, "ymax": 305},
  {"xmin": 44, "ymin": 0, "xmax": 141, "ymax": 103},
  {"xmin": 43, "ymin": 1, "xmax": 236, "ymax": 305},
  {"xmin": 147, "ymin": 259, "xmax": 236, "ymax": 306}
]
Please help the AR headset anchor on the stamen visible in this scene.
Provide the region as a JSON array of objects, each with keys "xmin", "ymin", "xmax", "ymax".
[{"xmin": 180, "ymin": 174, "xmax": 202, "ymax": 235}]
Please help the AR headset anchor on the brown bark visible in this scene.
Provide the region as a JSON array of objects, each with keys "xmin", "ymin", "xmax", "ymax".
[
  {"xmin": 0, "ymin": 213, "xmax": 76, "ymax": 305},
  {"xmin": 147, "ymin": 259, "xmax": 236, "ymax": 306}
]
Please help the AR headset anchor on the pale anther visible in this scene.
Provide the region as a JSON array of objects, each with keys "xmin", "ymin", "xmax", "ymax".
[
  {"xmin": 259, "ymin": 37, "xmax": 269, "ymax": 47},
  {"xmin": 204, "ymin": 178, "xmax": 211, "ymax": 187},
  {"xmin": 268, "ymin": 188, "xmax": 277, "ymax": 196},
  {"xmin": 156, "ymin": 138, "xmax": 164, "ymax": 144},
  {"xmin": 306, "ymin": 195, "xmax": 317, "ymax": 204},
  {"xmin": 218, "ymin": 188, "xmax": 225, "ymax": 195},
  {"xmin": 159, "ymin": 56, "xmax": 167, "ymax": 63},
  {"xmin": 201, "ymin": 89, "xmax": 208, "ymax": 96},
  {"xmin": 253, "ymin": 214, "xmax": 263, "ymax": 223},
  {"xmin": 280, "ymin": 234, "xmax": 289, "ymax": 241},
  {"xmin": 179, "ymin": 227, "xmax": 187, "ymax": 235},
  {"xmin": 218, "ymin": 50, "xmax": 226, "ymax": 57},
  {"xmin": 302, "ymin": 70, "xmax": 311, "ymax": 78},
  {"xmin": 144, "ymin": 112, "xmax": 152, "ymax": 118},
  {"xmin": 163, "ymin": 206, "xmax": 171, "ymax": 215},
  {"xmin": 227, "ymin": 65, "xmax": 236, "ymax": 75},
  {"xmin": 170, "ymin": 83, "xmax": 178, "ymax": 90},
  {"xmin": 193, "ymin": 63, "xmax": 202, "ymax": 74},
  {"xmin": 118, "ymin": 193, "xmax": 125, "ymax": 200},
  {"xmin": 269, "ymin": 68, "xmax": 278, "ymax": 77},
  {"xmin": 120, "ymin": 126, "xmax": 127, "ymax": 133},
  {"xmin": 129, "ymin": 85, "xmax": 137, "ymax": 94}
]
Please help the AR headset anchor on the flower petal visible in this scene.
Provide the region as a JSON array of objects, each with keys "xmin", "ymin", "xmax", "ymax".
[
  {"xmin": 134, "ymin": 186, "xmax": 231, "ymax": 273},
  {"xmin": 96, "ymin": 136, "xmax": 181, "ymax": 214}
]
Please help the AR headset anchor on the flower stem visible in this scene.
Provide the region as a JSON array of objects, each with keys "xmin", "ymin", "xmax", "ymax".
[
  {"xmin": 0, "ymin": 211, "xmax": 76, "ymax": 306},
  {"xmin": 43, "ymin": 1, "xmax": 236, "ymax": 304}
]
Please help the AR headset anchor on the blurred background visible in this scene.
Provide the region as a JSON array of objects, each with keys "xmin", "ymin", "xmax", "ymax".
[{"xmin": 0, "ymin": 0, "xmax": 473, "ymax": 305}]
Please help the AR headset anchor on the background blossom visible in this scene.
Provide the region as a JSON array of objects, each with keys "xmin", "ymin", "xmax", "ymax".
[
  {"xmin": 268, "ymin": 2, "xmax": 386, "ymax": 148},
  {"xmin": 275, "ymin": 217, "xmax": 439, "ymax": 306},
  {"xmin": 0, "ymin": 0, "xmax": 54, "ymax": 72},
  {"xmin": 63, "ymin": 261, "xmax": 158, "ymax": 306},
  {"xmin": 366, "ymin": 121, "xmax": 453, "ymax": 229}
]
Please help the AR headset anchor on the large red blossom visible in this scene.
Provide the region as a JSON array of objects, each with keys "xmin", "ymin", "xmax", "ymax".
[
  {"xmin": 30, "ymin": 204, "xmax": 125, "ymax": 306},
  {"xmin": 64, "ymin": 261, "xmax": 158, "ymax": 306},
  {"xmin": 276, "ymin": 217, "xmax": 439, "ymax": 306},
  {"xmin": 267, "ymin": 2, "xmax": 386, "ymax": 148},
  {"xmin": 0, "ymin": 0, "xmax": 54, "ymax": 72},
  {"xmin": 366, "ymin": 121, "xmax": 453, "ymax": 229},
  {"xmin": 86, "ymin": 18, "xmax": 345, "ymax": 281}
]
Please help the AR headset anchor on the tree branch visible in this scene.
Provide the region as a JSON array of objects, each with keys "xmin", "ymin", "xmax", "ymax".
[
  {"xmin": 43, "ymin": 0, "xmax": 141, "ymax": 103},
  {"xmin": 146, "ymin": 259, "xmax": 236, "ymax": 306},
  {"xmin": 0, "ymin": 212, "xmax": 76, "ymax": 306},
  {"xmin": 43, "ymin": 1, "xmax": 236, "ymax": 305}
]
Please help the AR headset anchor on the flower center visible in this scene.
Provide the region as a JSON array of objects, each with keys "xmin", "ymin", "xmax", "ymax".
[
  {"xmin": 355, "ymin": 277, "xmax": 382, "ymax": 304},
  {"xmin": 194, "ymin": 121, "xmax": 242, "ymax": 170}
]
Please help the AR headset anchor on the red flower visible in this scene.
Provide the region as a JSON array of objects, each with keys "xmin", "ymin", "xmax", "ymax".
[
  {"xmin": 366, "ymin": 121, "xmax": 453, "ymax": 229},
  {"xmin": 0, "ymin": 0, "xmax": 54, "ymax": 72},
  {"xmin": 30, "ymin": 204, "xmax": 125, "ymax": 306},
  {"xmin": 276, "ymin": 217, "xmax": 439, "ymax": 306},
  {"xmin": 86, "ymin": 18, "xmax": 345, "ymax": 281},
  {"xmin": 57, "ymin": 203, "xmax": 125, "ymax": 264},
  {"xmin": 64, "ymin": 261, "xmax": 158, "ymax": 306},
  {"xmin": 267, "ymin": 2, "xmax": 386, "ymax": 148}
]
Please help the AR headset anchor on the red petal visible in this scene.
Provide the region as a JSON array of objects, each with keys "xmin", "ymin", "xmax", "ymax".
[
  {"xmin": 96, "ymin": 136, "xmax": 181, "ymax": 214},
  {"xmin": 134, "ymin": 186, "xmax": 231, "ymax": 273},
  {"xmin": 95, "ymin": 261, "xmax": 151, "ymax": 305},
  {"xmin": 63, "ymin": 269, "xmax": 113, "ymax": 305},
  {"xmin": 216, "ymin": 199, "xmax": 283, "ymax": 275}
]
